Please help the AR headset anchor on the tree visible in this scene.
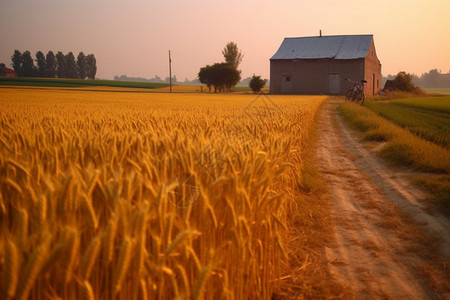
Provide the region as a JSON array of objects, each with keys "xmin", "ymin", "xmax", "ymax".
[
  {"xmin": 392, "ymin": 71, "xmax": 415, "ymax": 92},
  {"xmin": 56, "ymin": 51, "xmax": 66, "ymax": 78},
  {"xmin": 35, "ymin": 51, "xmax": 46, "ymax": 77},
  {"xmin": 65, "ymin": 52, "xmax": 78, "ymax": 78},
  {"xmin": 198, "ymin": 65, "xmax": 214, "ymax": 92},
  {"xmin": 219, "ymin": 63, "xmax": 241, "ymax": 91},
  {"xmin": 77, "ymin": 52, "xmax": 87, "ymax": 79},
  {"xmin": 198, "ymin": 63, "xmax": 241, "ymax": 92},
  {"xmin": 249, "ymin": 75, "xmax": 267, "ymax": 93},
  {"xmin": 45, "ymin": 51, "xmax": 57, "ymax": 78},
  {"xmin": 86, "ymin": 54, "xmax": 97, "ymax": 80},
  {"xmin": 22, "ymin": 51, "xmax": 37, "ymax": 77},
  {"xmin": 11, "ymin": 50, "xmax": 22, "ymax": 76},
  {"xmin": 222, "ymin": 42, "xmax": 243, "ymax": 70}
]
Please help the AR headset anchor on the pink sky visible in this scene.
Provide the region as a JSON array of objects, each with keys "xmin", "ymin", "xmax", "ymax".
[{"xmin": 1, "ymin": 0, "xmax": 449, "ymax": 81}]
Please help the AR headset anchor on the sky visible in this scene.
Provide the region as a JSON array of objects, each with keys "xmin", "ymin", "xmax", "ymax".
[{"xmin": 1, "ymin": 0, "xmax": 449, "ymax": 81}]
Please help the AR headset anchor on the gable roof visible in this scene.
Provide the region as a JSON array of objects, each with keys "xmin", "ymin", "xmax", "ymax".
[
  {"xmin": 270, "ymin": 34, "xmax": 373, "ymax": 60},
  {"xmin": 0, "ymin": 68, "xmax": 16, "ymax": 76},
  {"xmin": 0, "ymin": 67, "xmax": 16, "ymax": 75}
]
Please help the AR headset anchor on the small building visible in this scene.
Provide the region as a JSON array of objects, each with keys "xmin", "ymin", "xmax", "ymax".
[
  {"xmin": 270, "ymin": 34, "xmax": 382, "ymax": 96},
  {"xmin": 383, "ymin": 79, "xmax": 395, "ymax": 91},
  {"xmin": 0, "ymin": 67, "xmax": 16, "ymax": 77}
]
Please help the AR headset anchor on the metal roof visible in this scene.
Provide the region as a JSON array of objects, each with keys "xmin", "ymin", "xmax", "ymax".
[{"xmin": 270, "ymin": 35, "xmax": 373, "ymax": 60}]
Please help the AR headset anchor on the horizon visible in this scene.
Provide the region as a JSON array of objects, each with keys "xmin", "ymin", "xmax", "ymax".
[{"xmin": 1, "ymin": 0, "xmax": 449, "ymax": 81}]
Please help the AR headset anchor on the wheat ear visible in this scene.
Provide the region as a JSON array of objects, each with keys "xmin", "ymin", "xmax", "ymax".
[
  {"xmin": 3, "ymin": 239, "xmax": 19, "ymax": 300},
  {"xmin": 103, "ymin": 216, "xmax": 118, "ymax": 264},
  {"xmin": 81, "ymin": 236, "xmax": 101, "ymax": 279},
  {"xmin": 112, "ymin": 236, "xmax": 133, "ymax": 295},
  {"xmin": 16, "ymin": 238, "xmax": 49, "ymax": 300}
]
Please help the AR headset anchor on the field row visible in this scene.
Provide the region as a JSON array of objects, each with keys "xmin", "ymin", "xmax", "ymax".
[
  {"xmin": 365, "ymin": 97, "xmax": 450, "ymax": 148},
  {"xmin": 0, "ymin": 77, "xmax": 169, "ymax": 89}
]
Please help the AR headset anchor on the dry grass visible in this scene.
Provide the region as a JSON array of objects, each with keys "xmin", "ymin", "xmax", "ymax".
[
  {"xmin": 338, "ymin": 101, "xmax": 450, "ymax": 173},
  {"xmin": 0, "ymin": 88, "xmax": 326, "ymax": 299},
  {"xmin": 274, "ymin": 102, "xmax": 351, "ymax": 299}
]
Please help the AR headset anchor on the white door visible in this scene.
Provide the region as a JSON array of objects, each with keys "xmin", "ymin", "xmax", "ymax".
[
  {"xmin": 328, "ymin": 73, "xmax": 341, "ymax": 94},
  {"xmin": 281, "ymin": 75, "xmax": 292, "ymax": 93}
]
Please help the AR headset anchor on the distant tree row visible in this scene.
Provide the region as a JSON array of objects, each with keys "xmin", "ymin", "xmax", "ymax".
[
  {"xmin": 114, "ymin": 74, "xmax": 202, "ymax": 85},
  {"xmin": 415, "ymin": 69, "xmax": 450, "ymax": 88},
  {"xmin": 10, "ymin": 50, "xmax": 97, "ymax": 79},
  {"xmin": 384, "ymin": 69, "xmax": 450, "ymax": 88}
]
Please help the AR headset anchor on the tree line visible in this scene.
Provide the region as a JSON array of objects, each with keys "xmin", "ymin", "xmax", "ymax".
[
  {"xmin": 384, "ymin": 69, "xmax": 450, "ymax": 88},
  {"xmin": 10, "ymin": 50, "xmax": 97, "ymax": 79}
]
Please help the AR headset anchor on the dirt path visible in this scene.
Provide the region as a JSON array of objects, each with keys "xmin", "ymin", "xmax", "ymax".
[{"xmin": 316, "ymin": 99, "xmax": 450, "ymax": 299}]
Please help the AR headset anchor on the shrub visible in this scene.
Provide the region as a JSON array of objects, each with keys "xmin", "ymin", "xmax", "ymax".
[
  {"xmin": 249, "ymin": 75, "xmax": 267, "ymax": 93},
  {"xmin": 389, "ymin": 71, "xmax": 425, "ymax": 95}
]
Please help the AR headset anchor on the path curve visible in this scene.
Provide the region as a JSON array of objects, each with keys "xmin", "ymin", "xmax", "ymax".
[{"xmin": 316, "ymin": 99, "xmax": 450, "ymax": 299}]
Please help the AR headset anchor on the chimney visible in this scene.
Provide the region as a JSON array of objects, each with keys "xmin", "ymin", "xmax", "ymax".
[{"xmin": 320, "ymin": 30, "xmax": 322, "ymax": 37}]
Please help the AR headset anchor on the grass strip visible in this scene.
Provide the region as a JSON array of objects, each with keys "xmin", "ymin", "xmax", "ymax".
[
  {"xmin": 338, "ymin": 101, "xmax": 450, "ymax": 215},
  {"xmin": 0, "ymin": 76, "xmax": 169, "ymax": 89},
  {"xmin": 365, "ymin": 97, "xmax": 450, "ymax": 149}
]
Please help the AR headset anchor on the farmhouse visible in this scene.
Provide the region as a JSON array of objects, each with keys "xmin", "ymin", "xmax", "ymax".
[{"xmin": 270, "ymin": 34, "xmax": 381, "ymax": 96}]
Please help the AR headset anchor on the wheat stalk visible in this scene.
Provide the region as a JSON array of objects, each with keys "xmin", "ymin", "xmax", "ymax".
[
  {"xmin": 16, "ymin": 238, "xmax": 50, "ymax": 300},
  {"xmin": 16, "ymin": 208, "xmax": 28, "ymax": 250},
  {"xmin": 112, "ymin": 236, "xmax": 133, "ymax": 295},
  {"xmin": 103, "ymin": 215, "xmax": 118, "ymax": 264},
  {"xmin": 81, "ymin": 280, "xmax": 95, "ymax": 300},
  {"xmin": 64, "ymin": 227, "xmax": 80, "ymax": 285},
  {"xmin": 81, "ymin": 236, "xmax": 101, "ymax": 279},
  {"xmin": 3, "ymin": 239, "xmax": 19, "ymax": 300}
]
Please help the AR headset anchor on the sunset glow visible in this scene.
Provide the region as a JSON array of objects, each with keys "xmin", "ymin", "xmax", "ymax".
[{"xmin": 1, "ymin": 0, "xmax": 449, "ymax": 80}]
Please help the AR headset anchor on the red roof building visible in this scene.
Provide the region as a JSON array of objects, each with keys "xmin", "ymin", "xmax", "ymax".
[{"xmin": 0, "ymin": 67, "xmax": 17, "ymax": 77}]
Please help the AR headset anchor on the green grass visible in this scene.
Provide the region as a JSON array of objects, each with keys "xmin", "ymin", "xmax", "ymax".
[
  {"xmin": 388, "ymin": 97, "xmax": 450, "ymax": 114},
  {"xmin": 365, "ymin": 97, "xmax": 450, "ymax": 148},
  {"xmin": 423, "ymin": 88, "xmax": 450, "ymax": 95},
  {"xmin": 338, "ymin": 100, "xmax": 450, "ymax": 215},
  {"xmin": 0, "ymin": 76, "xmax": 169, "ymax": 89},
  {"xmin": 234, "ymin": 85, "xmax": 252, "ymax": 92}
]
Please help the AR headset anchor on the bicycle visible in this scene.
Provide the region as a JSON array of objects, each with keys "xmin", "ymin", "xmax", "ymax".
[{"xmin": 345, "ymin": 78, "xmax": 367, "ymax": 105}]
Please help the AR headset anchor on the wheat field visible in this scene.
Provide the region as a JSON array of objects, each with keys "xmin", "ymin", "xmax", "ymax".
[{"xmin": 0, "ymin": 88, "xmax": 325, "ymax": 299}]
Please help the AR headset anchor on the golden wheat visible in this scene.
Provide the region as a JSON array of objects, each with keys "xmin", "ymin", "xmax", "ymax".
[
  {"xmin": 81, "ymin": 280, "xmax": 95, "ymax": 300},
  {"xmin": 16, "ymin": 237, "xmax": 50, "ymax": 300},
  {"xmin": 0, "ymin": 88, "xmax": 325, "ymax": 299},
  {"xmin": 3, "ymin": 239, "xmax": 19, "ymax": 300},
  {"xmin": 80, "ymin": 236, "xmax": 101, "ymax": 279},
  {"xmin": 112, "ymin": 236, "xmax": 133, "ymax": 295}
]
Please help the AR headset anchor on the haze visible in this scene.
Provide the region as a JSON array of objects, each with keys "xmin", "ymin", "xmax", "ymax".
[{"xmin": 1, "ymin": 0, "xmax": 449, "ymax": 81}]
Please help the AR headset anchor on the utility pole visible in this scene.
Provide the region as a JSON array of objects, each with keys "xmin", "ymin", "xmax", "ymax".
[{"xmin": 168, "ymin": 50, "xmax": 172, "ymax": 93}]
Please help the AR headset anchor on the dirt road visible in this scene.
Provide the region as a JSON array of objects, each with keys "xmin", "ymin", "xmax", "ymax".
[{"xmin": 316, "ymin": 99, "xmax": 450, "ymax": 299}]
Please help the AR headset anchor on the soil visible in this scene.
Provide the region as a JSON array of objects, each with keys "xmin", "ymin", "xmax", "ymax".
[{"xmin": 316, "ymin": 99, "xmax": 450, "ymax": 299}]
